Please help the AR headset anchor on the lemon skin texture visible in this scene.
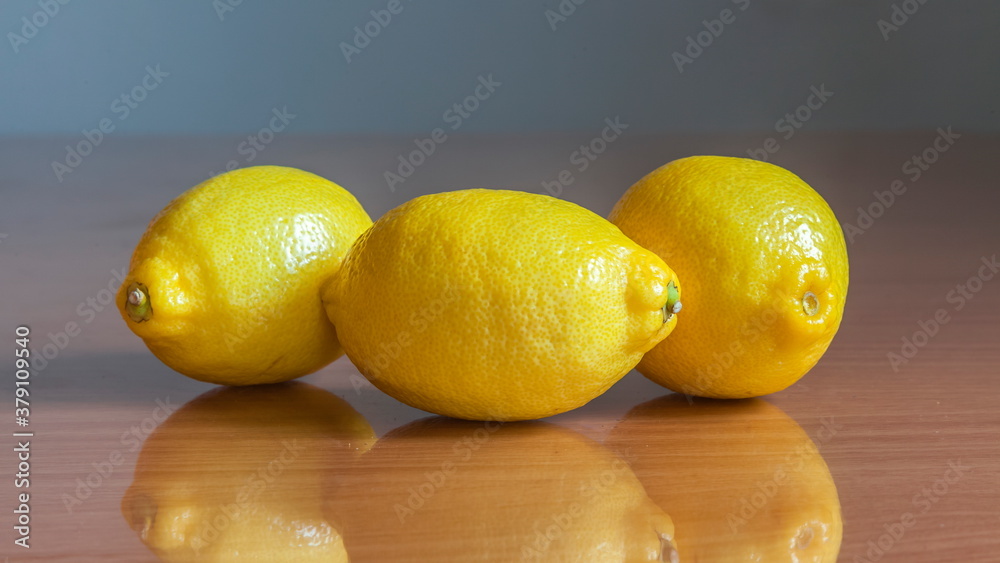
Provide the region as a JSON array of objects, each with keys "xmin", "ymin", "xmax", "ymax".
[
  {"xmin": 117, "ymin": 166, "xmax": 372, "ymax": 385},
  {"xmin": 607, "ymin": 396, "xmax": 842, "ymax": 562},
  {"xmin": 609, "ymin": 156, "xmax": 848, "ymax": 398},
  {"xmin": 325, "ymin": 189, "xmax": 682, "ymax": 421},
  {"xmin": 121, "ymin": 382, "xmax": 376, "ymax": 562}
]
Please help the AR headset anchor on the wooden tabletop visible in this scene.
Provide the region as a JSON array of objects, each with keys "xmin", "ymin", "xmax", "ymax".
[{"xmin": 1, "ymin": 132, "xmax": 998, "ymax": 561}]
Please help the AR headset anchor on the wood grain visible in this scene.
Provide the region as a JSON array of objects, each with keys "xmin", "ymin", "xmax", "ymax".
[{"xmin": 1, "ymin": 133, "xmax": 998, "ymax": 561}]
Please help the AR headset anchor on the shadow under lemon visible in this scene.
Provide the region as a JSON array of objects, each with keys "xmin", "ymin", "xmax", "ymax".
[
  {"xmin": 606, "ymin": 395, "xmax": 842, "ymax": 563},
  {"xmin": 324, "ymin": 417, "xmax": 678, "ymax": 562},
  {"xmin": 121, "ymin": 382, "xmax": 376, "ymax": 563}
]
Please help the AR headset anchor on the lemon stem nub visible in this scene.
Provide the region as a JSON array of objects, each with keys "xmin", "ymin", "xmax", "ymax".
[
  {"xmin": 662, "ymin": 281, "xmax": 682, "ymax": 323},
  {"xmin": 802, "ymin": 291, "xmax": 819, "ymax": 316},
  {"xmin": 660, "ymin": 534, "xmax": 680, "ymax": 563},
  {"xmin": 126, "ymin": 282, "xmax": 152, "ymax": 323}
]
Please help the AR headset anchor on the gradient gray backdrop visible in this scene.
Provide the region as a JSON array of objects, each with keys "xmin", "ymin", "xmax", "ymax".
[{"xmin": 2, "ymin": 0, "xmax": 996, "ymax": 135}]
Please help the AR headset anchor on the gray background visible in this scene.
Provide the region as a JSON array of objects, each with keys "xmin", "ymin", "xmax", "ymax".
[{"xmin": 2, "ymin": 0, "xmax": 997, "ymax": 135}]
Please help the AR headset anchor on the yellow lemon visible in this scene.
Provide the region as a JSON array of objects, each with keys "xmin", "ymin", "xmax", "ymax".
[
  {"xmin": 607, "ymin": 396, "xmax": 842, "ymax": 562},
  {"xmin": 121, "ymin": 382, "xmax": 376, "ymax": 562},
  {"xmin": 117, "ymin": 166, "xmax": 372, "ymax": 385},
  {"xmin": 325, "ymin": 418, "xmax": 677, "ymax": 562},
  {"xmin": 609, "ymin": 156, "xmax": 848, "ymax": 398},
  {"xmin": 324, "ymin": 189, "xmax": 681, "ymax": 421}
]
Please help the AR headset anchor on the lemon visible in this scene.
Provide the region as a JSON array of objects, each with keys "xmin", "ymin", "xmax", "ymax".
[
  {"xmin": 609, "ymin": 156, "xmax": 848, "ymax": 398},
  {"xmin": 607, "ymin": 396, "xmax": 842, "ymax": 562},
  {"xmin": 323, "ymin": 189, "xmax": 681, "ymax": 421},
  {"xmin": 117, "ymin": 166, "xmax": 372, "ymax": 385},
  {"xmin": 121, "ymin": 382, "xmax": 376, "ymax": 562},
  {"xmin": 325, "ymin": 417, "xmax": 677, "ymax": 562}
]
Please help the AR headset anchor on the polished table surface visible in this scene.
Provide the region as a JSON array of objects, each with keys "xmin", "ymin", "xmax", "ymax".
[{"xmin": 1, "ymin": 133, "xmax": 998, "ymax": 561}]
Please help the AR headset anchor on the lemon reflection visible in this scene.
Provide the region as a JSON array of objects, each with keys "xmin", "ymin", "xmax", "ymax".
[
  {"xmin": 121, "ymin": 382, "xmax": 375, "ymax": 563},
  {"xmin": 607, "ymin": 396, "xmax": 842, "ymax": 562},
  {"xmin": 325, "ymin": 417, "xmax": 678, "ymax": 562}
]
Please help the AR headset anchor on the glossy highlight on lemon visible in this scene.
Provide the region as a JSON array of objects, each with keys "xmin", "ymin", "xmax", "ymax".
[
  {"xmin": 117, "ymin": 166, "xmax": 372, "ymax": 385},
  {"xmin": 610, "ymin": 156, "xmax": 848, "ymax": 398},
  {"xmin": 324, "ymin": 189, "xmax": 681, "ymax": 421}
]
